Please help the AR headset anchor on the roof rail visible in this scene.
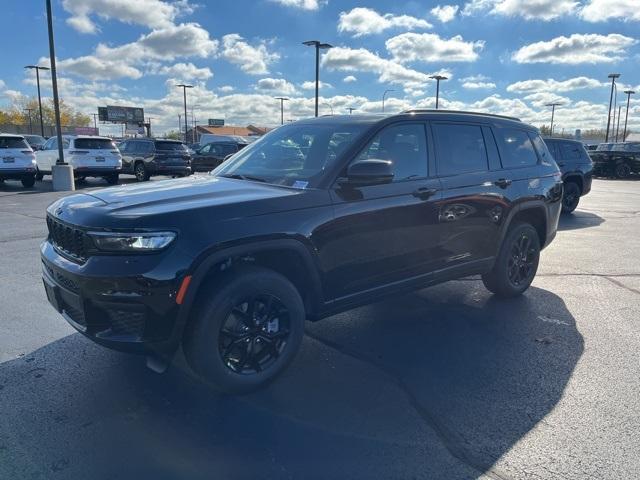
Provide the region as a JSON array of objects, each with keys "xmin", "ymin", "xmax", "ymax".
[{"xmin": 401, "ymin": 109, "xmax": 521, "ymax": 122}]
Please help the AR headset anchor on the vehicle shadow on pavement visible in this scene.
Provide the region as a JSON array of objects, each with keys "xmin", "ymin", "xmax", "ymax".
[
  {"xmin": 558, "ymin": 211, "xmax": 605, "ymax": 231},
  {"xmin": 0, "ymin": 282, "xmax": 582, "ymax": 480}
]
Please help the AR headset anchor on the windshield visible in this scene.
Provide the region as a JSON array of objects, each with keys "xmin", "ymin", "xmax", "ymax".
[
  {"xmin": 612, "ymin": 143, "xmax": 640, "ymax": 152},
  {"xmin": 156, "ymin": 141, "xmax": 187, "ymax": 151},
  {"xmin": 74, "ymin": 138, "xmax": 115, "ymax": 150},
  {"xmin": 0, "ymin": 137, "xmax": 29, "ymax": 149},
  {"xmin": 212, "ymin": 123, "xmax": 367, "ymax": 187},
  {"xmin": 23, "ymin": 135, "xmax": 46, "ymax": 146}
]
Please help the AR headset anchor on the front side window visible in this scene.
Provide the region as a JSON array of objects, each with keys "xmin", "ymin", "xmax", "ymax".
[
  {"xmin": 432, "ymin": 123, "xmax": 488, "ymax": 175},
  {"xmin": 199, "ymin": 144, "xmax": 211, "ymax": 154},
  {"xmin": 355, "ymin": 123, "xmax": 428, "ymax": 181},
  {"xmin": 214, "ymin": 123, "xmax": 367, "ymax": 187},
  {"xmin": 498, "ymin": 129, "xmax": 538, "ymax": 168}
]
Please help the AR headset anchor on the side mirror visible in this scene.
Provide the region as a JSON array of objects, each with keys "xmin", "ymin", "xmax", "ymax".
[{"xmin": 343, "ymin": 159, "xmax": 394, "ymax": 186}]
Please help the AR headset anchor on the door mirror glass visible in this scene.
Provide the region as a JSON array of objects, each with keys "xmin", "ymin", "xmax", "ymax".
[{"xmin": 344, "ymin": 159, "xmax": 394, "ymax": 186}]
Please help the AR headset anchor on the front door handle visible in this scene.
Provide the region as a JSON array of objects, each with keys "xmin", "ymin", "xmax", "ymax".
[
  {"xmin": 412, "ymin": 187, "xmax": 438, "ymax": 200},
  {"xmin": 494, "ymin": 178, "xmax": 512, "ymax": 189}
]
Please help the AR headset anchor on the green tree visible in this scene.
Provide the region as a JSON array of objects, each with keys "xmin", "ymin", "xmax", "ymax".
[
  {"xmin": 0, "ymin": 97, "xmax": 90, "ymax": 127},
  {"xmin": 164, "ymin": 130, "xmax": 183, "ymax": 140}
]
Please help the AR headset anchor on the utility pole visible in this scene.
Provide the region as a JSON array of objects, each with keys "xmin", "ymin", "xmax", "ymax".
[
  {"xmin": 605, "ymin": 73, "xmax": 620, "ymax": 143},
  {"xmin": 382, "ymin": 89, "xmax": 395, "ymax": 113},
  {"xmin": 92, "ymin": 113, "xmax": 98, "ymax": 131},
  {"xmin": 615, "ymin": 105, "xmax": 622, "ymax": 142},
  {"xmin": 146, "ymin": 117, "xmax": 153, "ymax": 137},
  {"xmin": 24, "ymin": 108, "xmax": 34, "ymax": 134},
  {"xmin": 303, "ymin": 40, "xmax": 333, "ymax": 117},
  {"xmin": 275, "ymin": 97, "xmax": 289, "ymax": 125},
  {"xmin": 24, "ymin": 65, "xmax": 50, "ymax": 137},
  {"xmin": 622, "ymin": 90, "xmax": 635, "ymax": 142},
  {"xmin": 545, "ymin": 102, "xmax": 562, "ymax": 137},
  {"xmin": 176, "ymin": 84, "xmax": 193, "ymax": 143}
]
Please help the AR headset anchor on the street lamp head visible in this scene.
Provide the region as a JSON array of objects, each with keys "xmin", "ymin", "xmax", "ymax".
[
  {"xmin": 303, "ymin": 40, "xmax": 319, "ymax": 46},
  {"xmin": 275, "ymin": 97, "xmax": 290, "ymax": 101},
  {"xmin": 545, "ymin": 102, "xmax": 562, "ymax": 107},
  {"xmin": 624, "ymin": 90, "xmax": 636, "ymax": 95},
  {"xmin": 607, "ymin": 73, "xmax": 621, "ymax": 79},
  {"xmin": 25, "ymin": 65, "xmax": 50, "ymax": 71},
  {"xmin": 303, "ymin": 40, "xmax": 332, "ymax": 49},
  {"xmin": 429, "ymin": 75, "xmax": 448, "ymax": 81},
  {"xmin": 318, "ymin": 43, "xmax": 333, "ymax": 50},
  {"xmin": 176, "ymin": 84, "xmax": 194, "ymax": 89}
]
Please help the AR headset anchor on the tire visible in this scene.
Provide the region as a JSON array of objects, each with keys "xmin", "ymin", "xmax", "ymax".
[
  {"xmin": 482, "ymin": 222, "xmax": 540, "ymax": 298},
  {"xmin": 615, "ymin": 163, "xmax": 631, "ymax": 179},
  {"xmin": 184, "ymin": 266, "xmax": 305, "ymax": 394},
  {"xmin": 134, "ymin": 162, "xmax": 149, "ymax": 182},
  {"xmin": 561, "ymin": 181, "xmax": 581, "ymax": 214},
  {"xmin": 21, "ymin": 176, "xmax": 36, "ymax": 188},
  {"xmin": 35, "ymin": 169, "xmax": 44, "ymax": 181},
  {"xmin": 105, "ymin": 173, "xmax": 119, "ymax": 185}
]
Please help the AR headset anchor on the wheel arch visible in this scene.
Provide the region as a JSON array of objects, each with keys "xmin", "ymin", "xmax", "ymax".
[
  {"xmin": 562, "ymin": 174, "xmax": 583, "ymax": 194},
  {"xmin": 499, "ymin": 202, "xmax": 548, "ymax": 252}
]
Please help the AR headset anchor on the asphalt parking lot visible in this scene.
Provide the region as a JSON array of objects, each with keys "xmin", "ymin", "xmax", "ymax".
[{"xmin": 1, "ymin": 175, "xmax": 639, "ymax": 480}]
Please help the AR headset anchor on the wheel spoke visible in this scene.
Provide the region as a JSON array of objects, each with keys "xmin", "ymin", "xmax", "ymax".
[{"xmin": 232, "ymin": 306, "xmax": 253, "ymax": 328}]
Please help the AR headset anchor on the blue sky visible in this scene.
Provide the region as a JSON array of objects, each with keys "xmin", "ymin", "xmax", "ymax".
[{"xmin": 1, "ymin": 0, "xmax": 639, "ymax": 135}]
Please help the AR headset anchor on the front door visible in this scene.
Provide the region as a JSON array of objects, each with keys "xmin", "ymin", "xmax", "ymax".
[{"xmin": 322, "ymin": 122, "xmax": 443, "ymax": 300}]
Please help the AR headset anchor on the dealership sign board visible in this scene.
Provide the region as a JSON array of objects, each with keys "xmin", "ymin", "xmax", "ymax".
[{"xmin": 208, "ymin": 119, "xmax": 225, "ymax": 126}]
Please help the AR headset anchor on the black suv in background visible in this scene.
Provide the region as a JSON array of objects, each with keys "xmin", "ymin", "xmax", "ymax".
[
  {"xmin": 590, "ymin": 142, "xmax": 640, "ymax": 179},
  {"xmin": 543, "ymin": 138, "xmax": 593, "ymax": 213},
  {"xmin": 119, "ymin": 138, "xmax": 192, "ymax": 181},
  {"xmin": 191, "ymin": 140, "xmax": 248, "ymax": 172},
  {"xmin": 41, "ymin": 111, "xmax": 563, "ymax": 393}
]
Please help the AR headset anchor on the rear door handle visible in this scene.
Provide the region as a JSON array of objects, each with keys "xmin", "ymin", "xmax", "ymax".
[
  {"xmin": 494, "ymin": 178, "xmax": 512, "ymax": 189},
  {"xmin": 412, "ymin": 187, "xmax": 438, "ymax": 200}
]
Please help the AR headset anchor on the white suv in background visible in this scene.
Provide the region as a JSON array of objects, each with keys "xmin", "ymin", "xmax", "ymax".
[
  {"xmin": 0, "ymin": 134, "xmax": 37, "ymax": 188},
  {"xmin": 35, "ymin": 135, "xmax": 122, "ymax": 185}
]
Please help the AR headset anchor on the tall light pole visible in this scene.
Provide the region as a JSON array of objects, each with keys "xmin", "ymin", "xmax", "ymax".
[
  {"xmin": 347, "ymin": 107, "xmax": 356, "ymax": 114},
  {"xmin": 176, "ymin": 84, "xmax": 193, "ymax": 143},
  {"xmin": 623, "ymin": 90, "xmax": 635, "ymax": 142},
  {"xmin": 24, "ymin": 65, "xmax": 50, "ymax": 137},
  {"xmin": 303, "ymin": 40, "xmax": 333, "ymax": 117},
  {"xmin": 614, "ymin": 105, "xmax": 622, "ymax": 142},
  {"xmin": 324, "ymin": 101, "xmax": 334, "ymax": 115},
  {"xmin": 46, "ymin": 0, "xmax": 64, "ymax": 165},
  {"xmin": 429, "ymin": 75, "xmax": 448, "ymax": 109},
  {"xmin": 275, "ymin": 97, "xmax": 289, "ymax": 125},
  {"xmin": 382, "ymin": 89, "xmax": 395, "ymax": 113},
  {"xmin": 24, "ymin": 108, "xmax": 34, "ymax": 134},
  {"xmin": 92, "ymin": 113, "xmax": 98, "ymax": 131},
  {"xmin": 545, "ymin": 102, "xmax": 562, "ymax": 137},
  {"xmin": 605, "ymin": 73, "xmax": 620, "ymax": 143}
]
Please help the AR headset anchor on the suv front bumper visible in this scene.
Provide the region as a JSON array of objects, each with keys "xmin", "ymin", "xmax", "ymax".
[{"xmin": 40, "ymin": 240, "xmax": 192, "ymax": 356}]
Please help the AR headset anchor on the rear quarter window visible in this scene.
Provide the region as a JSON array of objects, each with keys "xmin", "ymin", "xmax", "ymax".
[
  {"xmin": 497, "ymin": 129, "xmax": 538, "ymax": 168},
  {"xmin": 0, "ymin": 137, "xmax": 30, "ymax": 149}
]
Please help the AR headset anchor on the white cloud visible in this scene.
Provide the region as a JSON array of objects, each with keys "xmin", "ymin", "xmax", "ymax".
[
  {"xmin": 386, "ymin": 33, "xmax": 484, "ymax": 63},
  {"xmin": 0, "ymin": 80, "xmax": 6, "ymax": 91},
  {"xmin": 581, "ymin": 0, "xmax": 640, "ymax": 22},
  {"xmin": 220, "ymin": 34, "xmax": 279, "ymax": 75},
  {"xmin": 462, "ymin": 0, "xmax": 578, "ymax": 20},
  {"xmin": 338, "ymin": 7, "xmax": 431, "ymax": 37},
  {"xmin": 512, "ymin": 33, "xmax": 637, "ymax": 64},
  {"xmin": 506, "ymin": 76, "xmax": 604, "ymax": 93},
  {"xmin": 300, "ymin": 81, "xmax": 333, "ymax": 90},
  {"xmin": 58, "ymin": 55, "xmax": 144, "ymax": 80},
  {"xmin": 218, "ymin": 85, "xmax": 235, "ymax": 93},
  {"xmin": 255, "ymin": 78, "xmax": 297, "ymax": 95},
  {"xmin": 523, "ymin": 92, "xmax": 570, "ymax": 108},
  {"xmin": 431, "ymin": 5, "xmax": 459, "ymax": 22},
  {"xmin": 138, "ymin": 23, "xmax": 218, "ymax": 59},
  {"xmin": 462, "ymin": 81, "xmax": 496, "ymax": 89},
  {"xmin": 322, "ymin": 46, "xmax": 434, "ymax": 89},
  {"xmin": 151, "ymin": 62, "xmax": 213, "ymax": 80},
  {"xmin": 61, "ymin": 0, "xmax": 194, "ymax": 33},
  {"xmin": 343, "ymin": 75, "xmax": 357, "ymax": 83},
  {"xmin": 270, "ymin": 0, "xmax": 324, "ymax": 10}
]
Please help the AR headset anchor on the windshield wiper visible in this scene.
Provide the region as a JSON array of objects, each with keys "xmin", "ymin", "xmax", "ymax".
[{"xmin": 219, "ymin": 173, "xmax": 267, "ymax": 183}]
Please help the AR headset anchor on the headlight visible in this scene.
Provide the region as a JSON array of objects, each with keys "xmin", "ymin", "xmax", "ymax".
[{"xmin": 89, "ymin": 231, "xmax": 176, "ymax": 252}]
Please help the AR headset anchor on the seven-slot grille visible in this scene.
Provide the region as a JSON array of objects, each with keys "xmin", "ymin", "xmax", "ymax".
[{"xmin": 46, "ymin": 215, "xmax": 89, "ymax": 262}]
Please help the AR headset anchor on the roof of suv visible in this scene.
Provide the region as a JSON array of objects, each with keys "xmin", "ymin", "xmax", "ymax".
[
  {"xmin": 543, "ymin": 138, "xmax": 584, "ymax": 145},
  {"xmin": 0, "ymin": 133, "xmax": 25, "ymax": 138},
  {"xmin": 127, "ymin": 138, "xmax": 183, "ymax": 143},
  {"xmin": 296, "ymin": 110, "xmax": 530, "ymax": 130}
]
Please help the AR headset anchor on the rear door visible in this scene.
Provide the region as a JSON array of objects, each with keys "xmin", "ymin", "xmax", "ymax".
[
  {"xmin": 37, "ymin": 137, "xmax": 57, "ymax": 171},
  {"xmin": 432, "ymin": 121, "xmax": 520, "ymax": 265},
  {"xmin": 324, "ymin": 122, "xmax": 443, "ymax": 299}
]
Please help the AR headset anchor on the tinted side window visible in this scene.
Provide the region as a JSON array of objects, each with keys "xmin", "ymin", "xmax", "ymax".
[
  {"xmin": 356, "ymin": 123, "xmax": 428, "ymax": 181},
  {"xmin": 560, "ymin": 143, "xmax": 582, "ymax": 160},
  {"xmin": 531, "ymin": 135, "xmax": 553, "ymax": 164},
  {"xmin": 221, "ymin": 144, "xmax": 238, "ymax": 156},
  {"xmin": 432, "ymin": 123, "xmax": 488, "ymax": 175},
  {"xmin": 199, "ymin": 144, "xmax": 211, "ymax": 154},
  {"xmin": 498, "ymin": 129, "xmax": 538, "ymax": 168},
  {"xmin": 119, "ymin": 141, "xmax": 129, "ymax": 153}
]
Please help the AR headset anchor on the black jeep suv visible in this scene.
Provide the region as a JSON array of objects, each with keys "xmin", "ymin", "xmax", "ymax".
[
  {"xmin": 41, "ymin": 111, "xmax": 563, "ymax": 393},
  {"xmin": 119, "ymin": 138, "xmax": 192, "ymax": 181},
  {"xmin": 543, "ymin": 138, "xmax": 593, "ymax": 213}
]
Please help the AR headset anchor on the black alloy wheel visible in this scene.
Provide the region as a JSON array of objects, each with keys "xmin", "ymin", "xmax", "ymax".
[
  {"xmin": 561, "ymin": 182, "xmax": 580, "ymax": 213},
  {"xmin": 507, "ymin": 232, "xmax": 536, "ymax": 287},
  {"xmin": 219, "ymin": 295, "xmax": 291, "ymax": 375},
  {"xmin": 615, "ymin": 163, "xmax": 631, "ymax": 179},
  {"xmin": 134, "ymin": 162, "xmax": 148, "ymax": 182}
]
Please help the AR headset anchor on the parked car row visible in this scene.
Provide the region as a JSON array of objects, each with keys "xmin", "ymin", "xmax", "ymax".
[
  {"xmin": 0, "ymin": 132, "xmax": 252, "ymax": 188},
  {"xmin": 589, "ymin": 141, "xmax": 640, "ymax": 178}
]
